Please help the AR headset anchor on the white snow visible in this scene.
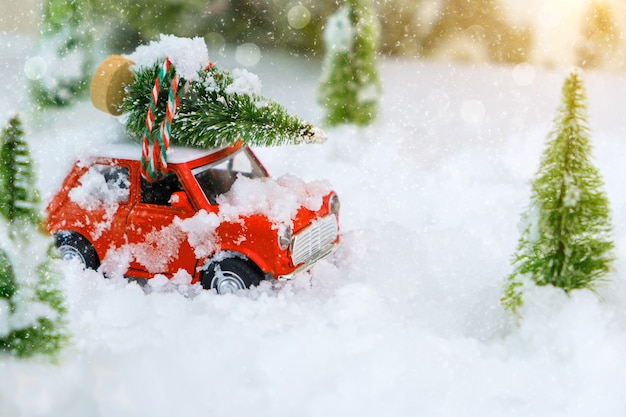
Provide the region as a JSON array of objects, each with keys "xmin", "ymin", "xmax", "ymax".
[
  {"xmin": 68, "ymin": 165, "xmax": 129, "ymax": 211},
  {"xmin": 563, "ymin": 175, "xmax": 581, "ymax": 207},
  {"xmin": 217, "ymin": 174, "xmax": 332, "ymax": 227},
  {"xmin": 3, "ymin": 35, "xmax": 626, "ymax": 417},
  {"xmin": 0, "ymin": 217, "xmax": 61, "ymax": 335},
  {"xmin": 323, "ymin": 4, "xmax": 354, "ymax": 53},
  {"xmin": 125, "ymin": 34, "xmax": 210, "ymax": 81},
  {"xmin": 225, "ymin": 68, "xmax": 262, "ymax": 96},
  {"xmin": 174, "ymin": 211, "xmax": 220, "ymax": 259},
  {"xmin": 68, "ymin": 164, "xmax": 129, "ymax": 241}
]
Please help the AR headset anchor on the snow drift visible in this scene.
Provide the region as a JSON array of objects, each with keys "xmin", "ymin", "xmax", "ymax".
[{"xmin": 2, "ymin": 35, "xmax": 626, "ymax": 416}]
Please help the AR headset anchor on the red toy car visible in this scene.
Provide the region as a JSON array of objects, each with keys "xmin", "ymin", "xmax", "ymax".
[{"xmin": 46, "ymin": 141, "xmax": 340, "ymax": 293}]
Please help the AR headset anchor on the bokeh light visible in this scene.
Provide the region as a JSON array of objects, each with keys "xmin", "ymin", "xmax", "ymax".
[
  {"xmin": 288, "ymin": 5, "xmax": 311, "ymax": 30},
  {"xmin": 235, "ymin": 43, "xmax": 261, "ymax": 67},
  {"xmin": 23, "ymin": 56, "xmax": 47, "ymax": 80}
]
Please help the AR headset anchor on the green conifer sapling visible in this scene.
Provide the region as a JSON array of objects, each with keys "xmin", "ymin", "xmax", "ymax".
[
  {"xmin": 318, "ymin": 0, "xmax": 381, "ymax": 127},
  {"xmin": 0, "ymin": 115, "xmax": 67, "ymax": 357},
  {"xmin": 502, "ymin": 69, "xmax": 614, "ymax": 313},
  {"xmin": 0, "ymin": 116, "xmax": 41, "ymax": 227}
]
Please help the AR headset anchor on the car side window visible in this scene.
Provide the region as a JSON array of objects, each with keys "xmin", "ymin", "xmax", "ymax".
[
  {"xmin": 98, "ymin": 165, "xmax": 130, "ymax": 202},
  {"xmin": 140, "ymin": 172, "xmax": 184, "ymax": 206},
  {"xmin": 69, "ymin": 164, "xmax": 130, "ymax": 208}
]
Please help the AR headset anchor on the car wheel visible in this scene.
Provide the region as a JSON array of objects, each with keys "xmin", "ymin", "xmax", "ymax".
[
  {"xmin": 54, "ymin": 231, "xmax": 100, "ymax": 270},
  {"xmin": 201, "ymin": 257, "xmax": 262, "ymax": 294}
]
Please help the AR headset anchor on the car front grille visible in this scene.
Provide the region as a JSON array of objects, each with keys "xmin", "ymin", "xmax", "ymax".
[{"xmin": 290, "ymin": 215, "xmax": 338, "ymax": 266}]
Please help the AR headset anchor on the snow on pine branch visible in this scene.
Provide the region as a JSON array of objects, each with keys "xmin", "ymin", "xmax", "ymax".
[{"xmin": 125, "ymin": 34, "xmax": 209, "ymax": 82}]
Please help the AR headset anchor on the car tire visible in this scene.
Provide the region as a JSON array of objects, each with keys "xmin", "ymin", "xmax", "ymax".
[
  {"xmin": 54, "ymin": 231, "xmax": 100, "ymax": 270},
  {"xmin": 201, "ymin": 257, "xmax": 262, "ymax": 294}
]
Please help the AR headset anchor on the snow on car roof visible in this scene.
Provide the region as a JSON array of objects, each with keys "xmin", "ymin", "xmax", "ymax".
[{"xmin": 83, "ymin": 140, "xmax": 230, "ymax": 164}]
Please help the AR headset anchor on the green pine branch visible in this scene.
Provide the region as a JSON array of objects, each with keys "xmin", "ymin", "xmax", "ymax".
[
  {"xmin": 503, "ymin": 69, "xmax": 614, "ymax": 313},
  {"xmin": 0, "ymin": 249, "xmax": 16, "ymax": 310},
  {"xmin": 122, "ymin": 63, "xmax": 325, "ymax": 149},
  {"xmin": 0, "ymin": 115, "xmax": 41, "ymax": 226}
]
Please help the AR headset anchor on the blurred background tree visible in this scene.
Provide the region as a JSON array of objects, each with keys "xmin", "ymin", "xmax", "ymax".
[
  {"xmin": 30, "ymin": 0, "xmax": 539, "ymax": 62},
  {"xmin": 21, "ymin": 0, "xmax": 626, "ymax": 108},
  {"xmin": 318, "ymin": 0, "xmax": 381, "ymax": 127},
  {"xmin": 198, "ymin": 0, "xmax": 333, "ymax": 56},
  {"xmin": 576, "ymin": 1, "xmax": 621, "ymax": 70},
  {"xmin": 0, "ymin": 115, "xmax": 67, "ymax": 358},
  {"xmin": 418, "ymin": 0, "xmax": 532, "ymax": 63},
  {"xmin": 92, "ymin": 0, "xmax": 221, "ymax": 53}
]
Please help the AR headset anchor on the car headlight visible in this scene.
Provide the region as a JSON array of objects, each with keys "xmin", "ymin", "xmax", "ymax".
[
  {"xmin": 277, "ymin": 224, "xmax": 292, "ymax": 251},
  {"xmin": 329, "ymin": 193, "xmax": 340, "ymax": 215}
]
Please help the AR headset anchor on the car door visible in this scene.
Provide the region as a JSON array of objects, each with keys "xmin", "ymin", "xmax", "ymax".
[
  {"xmin": 124, "ymin": 169, "xmax": 197, "ymax": 278},
  {"xmin": 66, "ymin": 162, "xmax": 133, "ymax": 254}
]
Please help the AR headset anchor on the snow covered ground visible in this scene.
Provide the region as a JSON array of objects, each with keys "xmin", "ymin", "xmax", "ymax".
[{"xmin": 3, "ymin": 34, "xmax": 626, "ymax": 416}]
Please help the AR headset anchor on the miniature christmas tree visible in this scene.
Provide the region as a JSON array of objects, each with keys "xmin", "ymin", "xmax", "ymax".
[
  {"xmin": 91, "ymin": 35, "xmax": 326, "ymax": 181},
  {"xmin": 0, "ymin": 115, "xmax": 67, "ymax": 357},
  {"xmin": 0, "ymin": 116, "xmax": 41, "ymax": 227},
  {"xmin": 502, "ymin": 69, "xmax": 614, "ymax": 313},
  {"xmin": 318, "ymin": 0, "xmax": 381, "ymax": 127},
  {"xmin": 122, "ymin": 61, "xmax": 324, "ymax": 149},
  {"xmin": 30, "ymin": 0, "xmax": 96, "ymax": 107}
]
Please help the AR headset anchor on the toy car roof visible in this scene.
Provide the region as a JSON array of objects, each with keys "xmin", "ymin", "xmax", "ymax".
[{"xmin": 81, "ymin": 139, "xmax": 241, "ymax": 164}]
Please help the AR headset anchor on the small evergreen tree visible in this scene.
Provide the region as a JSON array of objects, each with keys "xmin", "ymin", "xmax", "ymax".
[
  {"xmin": 0, "ymin": 116, "xmax": 41, "ymax": 227},
  {"xmin": 502, "ymin": 69, "xmax": 614, "ymax": 313},
  {"xmin": 0, "ymin": 115, "xmax": 67, "ymax": 357},
  {"xmin": 318, "ymin": 0, "xmax": 381, "ymax": 127}
]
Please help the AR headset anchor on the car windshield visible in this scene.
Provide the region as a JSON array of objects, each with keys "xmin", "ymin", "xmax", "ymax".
[{"xmin": 192, "ymin": 148, "xmax": 267, "ymax": 204}]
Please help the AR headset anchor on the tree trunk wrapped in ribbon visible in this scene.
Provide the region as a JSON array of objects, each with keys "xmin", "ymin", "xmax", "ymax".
[{"xmin": 90, "ymin": 35, "xmax": 326, "ymax": 181}]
